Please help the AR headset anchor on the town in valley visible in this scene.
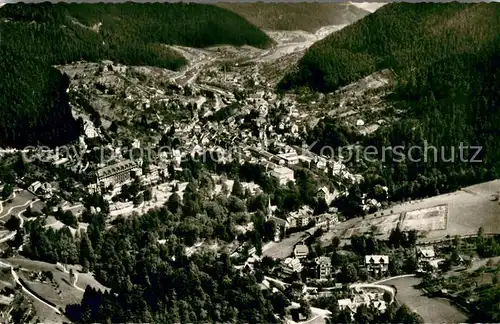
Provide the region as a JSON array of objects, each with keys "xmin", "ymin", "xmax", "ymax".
[{"xmin": 0, "ymin": 2, "xmax": 499, "ymax": 323}]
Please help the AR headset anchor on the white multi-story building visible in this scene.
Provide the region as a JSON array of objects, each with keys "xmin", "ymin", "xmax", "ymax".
[
  {"xmin": 277, "ymin": 152, "xmax": 300, "ymax": 166},
  {"xmin": 315, "ymin": 256, "xmax": 332, "ymax": 280},
  {"xmin": 287, "ymin": 205, "xmax": 313, "ymax": 228},
  {"xmin": 270, "ymin": 166, "xmax": 295, "ymax": 186},
  {"xmin": 293, "ymin": 244, "xmax": 309, "ymax": 259},
  {"xmin": 417, "ymin": 246, "xmax": 437, "ymax": 270},
  {"xmin": 83, "ymin": 120, "xmax": 98, "ymax": 138},
  {"xmin": 97, "ymin": 160, "xmax": 140, "ymax": 190}
]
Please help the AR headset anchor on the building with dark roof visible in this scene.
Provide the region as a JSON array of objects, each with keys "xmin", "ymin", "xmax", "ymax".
[{"xmin": 96, "ymin": 160, "xmax": 140, "ymax": 190}]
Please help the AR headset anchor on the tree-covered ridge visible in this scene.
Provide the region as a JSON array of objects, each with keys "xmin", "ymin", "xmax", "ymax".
[
  {"xmin": 25, "ymin": 210, "xmax": 279, "ymax": 323},
  {"xmin": 0, "ymin": 2, "xmax": 272, "ymax": 148},
  {"xmin": 277, "ymin": 3, "xmax": 500, "ymax": 207},
  {"xmin": 279, "ymin": 2, "xmax": 500, "ymax": 92},
  {"xmin": 216, "ymin": 2, "xmax": 370, "ymax": 32}
]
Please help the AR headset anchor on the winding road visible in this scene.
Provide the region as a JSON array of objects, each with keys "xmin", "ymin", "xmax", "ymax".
[
  {"xmin": 0, "ymin": 198, "xmax": 38, "ymax": 244},
  {"xmin": 0, "ymin": 260, "xmax": 62, "ymax": 315},
  {"xmin": 0, "ymin": 189, "xmax": 18, "ymax": 216}
]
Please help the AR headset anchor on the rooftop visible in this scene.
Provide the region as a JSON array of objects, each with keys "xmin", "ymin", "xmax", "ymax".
[
  {"xmin": 418, "ymin": 247, "xmax": 436, "ymax": 258},
  {"xmin": 294, "ymin": 244, "xmax": 309, "ymax": 255},
  {"xmin": 315, "ymin": 256, "xmax": 331, "ymax": 265},
  {"xmin": 272, "ymin": 166, "xmax": 293, "ymax": 175},
  {"xmin": 282, "ymin": 257, "xmax": 301, "ymax": 268},
  {"xmin": 97, "ymin": 160, "xmax": 137, "ymax": 178},
  {"xmin": 365, "ymin": 255, "xmax": 389, "ymax": 265},
  {"xmin": 269, "ymin": 215, "xmax": 288, "ymax": 227},
  {"xmin": 318, "ymin": 186, "xmax": 330, "ymax": 194}
]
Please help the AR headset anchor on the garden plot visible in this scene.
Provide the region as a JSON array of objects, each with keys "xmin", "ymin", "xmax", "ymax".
[
  {"xmin": 345, "ymin": 214, "xmax": 400, "ymax": 237},
  {"xmin": 400, "ymin": 205, "xmax": 448, "ymax": 232}
]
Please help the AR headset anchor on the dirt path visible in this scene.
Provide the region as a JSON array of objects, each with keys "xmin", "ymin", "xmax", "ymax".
[
  {"xmin": 0, "ymin": 261, "xmax": 62, "ymax": 315},
  {"xmin": 0, "ymin": 198, "xmax": 37, "ymax": 244},
  {"xmin": 57, "ymin": 263, "xmax": 86, "ymax": 293},
  {"xmin": 0, "ymin": 189, "xmax": 17, "ymax": 216}
]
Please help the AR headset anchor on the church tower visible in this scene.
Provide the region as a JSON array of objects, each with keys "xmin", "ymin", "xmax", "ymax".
[{"xmin": 267, "ymin": 197, "xmax": 273, "ymax": 221}]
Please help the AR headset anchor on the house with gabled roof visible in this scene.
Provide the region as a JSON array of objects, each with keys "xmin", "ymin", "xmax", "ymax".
[
  {"xmin": 417, "ymin": 246, "xmax": 435, "ymax": 261},
  {"xmin": 365, "ymin": 255, "xmax": 389, "ymax": 275},
  {"xmin": 266, "ymin": 198, "xmax": 288, "ymax": 241},
  {"xmin": 317, "ymin": 186, "xmax": 338, "ymax": 206}
]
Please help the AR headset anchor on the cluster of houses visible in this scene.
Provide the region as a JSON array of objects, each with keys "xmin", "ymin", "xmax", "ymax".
[
  {"xmin": 266, "ymin": 200, "xmax": 340, "ymax": 242},
  {"xmin": 57, "ymin": 57, "xmax": 369, "ymax": 227},
  {"xmin": 247, "ymin": 144, "xmax": 361, "ymax": 187},
  {"xmin": 279, "ymin": 253, "xmax": 333, "ymax": 281},
  {"xmin": 278, "ymin": 244, "xmax": 467, "ymax": 284},
  {"xmin": 278, "ymin": 244, "xmax": 393, "ymax": 281},
  {"xmin": 338, "ymin": 288, "xmax": 389, "ymax": 318}
]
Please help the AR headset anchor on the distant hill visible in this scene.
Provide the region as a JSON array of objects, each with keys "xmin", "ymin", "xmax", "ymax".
[
  {"xmin": 0, "ymin": 3, "xmax": 272, "ymax": 148},
  {"xmin": 215, "ymin": 2, "xmax": 370, "ymax": 32},
  {"xmin": 280, "ymin": 2, "xmax": 500, "ymax": 92},
  {"xmin": 282, "ymin": 3, "xmax": 500, "ymax": 205}
]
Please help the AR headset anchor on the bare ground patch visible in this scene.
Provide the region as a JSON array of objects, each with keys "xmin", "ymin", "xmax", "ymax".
[{"xmin": 400, "ymin": 204, "xmax": 448, "ymax": 232}]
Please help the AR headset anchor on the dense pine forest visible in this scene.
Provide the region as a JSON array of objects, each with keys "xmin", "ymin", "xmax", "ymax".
[
  {"xmin": 280, "ymin": 3, "xmax": 499, "ymax": 92},
  {"xmin": 25, "ymin": 211, "xmax": 278, "ymax": 323},
  {"xmin": 282, "ymin": 3, "xmax": 500, "ymax": 207},
  {"xmin": 0, "ymin": 3, "xmax": 272, "ymax": 148}
]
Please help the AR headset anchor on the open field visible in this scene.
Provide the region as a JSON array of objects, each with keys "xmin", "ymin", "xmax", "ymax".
[
  {"xmin": 262, "ymin": 230, "xmax": 309, "ymax": 259},
  {"xmin": 1, "ymin": 257, "xmax": 108, "ymax": 292},
  {"xmin": 400, "ymin": 204, "xmax": 448, "ymax": 232},
  {"xmin": 322, "ymin": 180, "xmax": 500, "ymax": 243},
  {"xmin": 344, "ymin": 213, "xmax": 400, "ymax": 237},
  {"xmin": 30, "ymin": 297, "xmax": 70, "ymax": 323},
  {"xmin": 18, "ymin": 267, "xmax": 84, "ymax": 307},
  {"xmin": 29, "ymin": 200, "xmax": 45, "ymax": 214},
  {"xmin": 383, "ymin": 276, "xmax": 467, "ymax": 324},
  {"xmin": 74, "ymin": 272, "xmax": 109, "ymax": 293},
  {"xmin": 0, "ymin": 257, "xmax": 110, "ymax": 322}
]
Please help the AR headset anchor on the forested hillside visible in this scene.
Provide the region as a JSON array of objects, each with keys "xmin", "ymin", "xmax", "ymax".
[
  {"xmin": 283, "ymin": 3, "xmax": 500, "ymax": 210},
  {"xmin": 0, "ymin": 3, "xmax": 271, "ymax": 148},
  {"xmin": 280, "ymin": 3, "xmax": 499, "ymax": 92},
  {"xmin": 28, "ymin": 209, "xmax": 280, "ymax": 323},
  {"xmin": 216, "ymin": 2, "xmax": 369, "ymax": 32}
]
